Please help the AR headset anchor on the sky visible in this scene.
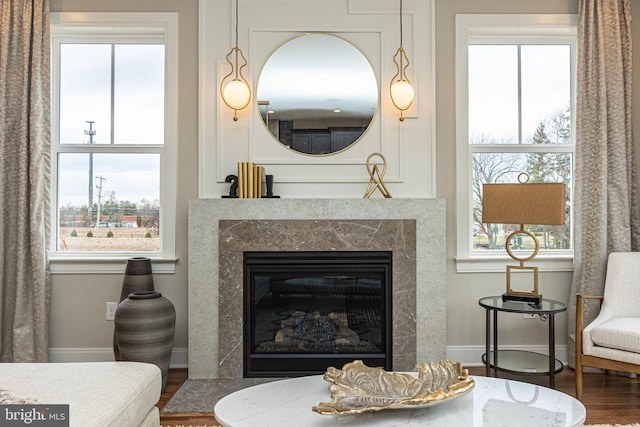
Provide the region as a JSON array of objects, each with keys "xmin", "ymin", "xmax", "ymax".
[
  {"xmin": 58, "ymin": 153, "xmax": 159, "ymax": 208},
  {"xmin": 57, "ymin": 43, "xmax": 164, "ymax": 208},
  {"xmin": 468, "ymin": 44, "xmax": 571, "ymax": 144}
]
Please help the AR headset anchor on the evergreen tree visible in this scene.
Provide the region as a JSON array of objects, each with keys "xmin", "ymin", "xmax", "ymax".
[{"xmin": 524, "ymin": 107, "xmax": 572, "ymax": 249}]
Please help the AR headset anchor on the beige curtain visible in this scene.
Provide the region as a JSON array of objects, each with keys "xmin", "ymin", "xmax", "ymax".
[
  {"xmin": 567, "ymin": 0, "xmax": 640, "ymax": 367},
  {"xmin": 0, "ymin": 0, "xmax": 51, "ymax": 362}
]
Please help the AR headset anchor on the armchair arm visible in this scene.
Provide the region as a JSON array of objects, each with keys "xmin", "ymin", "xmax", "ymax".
[
  {"xmin": 576, "ymin": 293, "xmax": 604, "ymax": 354},
  {"xmin": 577, "ymin": 294, "xmax": 604, "ymax": 301}
]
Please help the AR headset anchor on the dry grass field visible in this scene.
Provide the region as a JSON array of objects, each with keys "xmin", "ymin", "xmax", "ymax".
[{"xmin": 58, "ymin": 226, "xmax": 160, "ymax": 251}]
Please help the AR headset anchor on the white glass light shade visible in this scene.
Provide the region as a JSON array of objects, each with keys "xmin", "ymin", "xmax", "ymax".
[
  {"xmin": 222, "ymin": 79, "xmax": 251, "ymax": 110},
  {"xmin": 390, "ymin": 79, "xmax": 415, "ymax": 110}
]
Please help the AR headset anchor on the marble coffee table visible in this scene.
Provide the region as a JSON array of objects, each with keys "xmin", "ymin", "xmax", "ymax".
[{"xmin": 214, "ymin": 374, "xmax": 586, "ymax": 426}]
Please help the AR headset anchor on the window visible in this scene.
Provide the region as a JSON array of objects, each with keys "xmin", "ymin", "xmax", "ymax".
[
  {"xmin": 455, "ymin": 15, "xmax": 577, "ymax": 272},
  {"xmin": 50, "ymin": 13, "xmax": 177, "ymax": 273}
]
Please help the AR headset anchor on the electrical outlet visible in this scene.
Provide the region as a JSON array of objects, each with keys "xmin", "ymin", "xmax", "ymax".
[
  {"xmin": 523, "ymin": 313, "xmax": 536, "ymax": 319},
  {"xmin": 106, "ymin": 302, "xmax": 118, "ymax": 321}
]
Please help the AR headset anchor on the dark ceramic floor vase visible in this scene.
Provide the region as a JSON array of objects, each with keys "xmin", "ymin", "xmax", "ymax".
[
  {"xmin": 120, "ymin": 256, "xmax": 155, "ymax": 300},
  {"xmin": 114, "ymin": 291, "xmax": 176, "ymax": 390},
  {"xmin": 114, "ymin": 257, "xmax": 156, "ymax": 361}
]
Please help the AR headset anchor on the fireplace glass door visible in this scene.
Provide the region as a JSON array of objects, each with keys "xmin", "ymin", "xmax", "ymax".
[{"xmin": 243, "ymin": 251, "xmax": 392, "ymax": 377}]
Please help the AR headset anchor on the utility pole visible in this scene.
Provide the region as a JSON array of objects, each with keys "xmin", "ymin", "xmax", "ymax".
[
  {"xmin": 94, "ymin": 175, "xmax": 106, "ymax": 237},
  {"xmin": 85, "ymin": 121, "xmax": 96, "ymax": 226}
]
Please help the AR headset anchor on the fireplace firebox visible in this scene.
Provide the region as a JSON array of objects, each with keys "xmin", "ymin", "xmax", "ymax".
[{"xmin": 243, "ymin": 251, "xmax": 392, "ymax": 377}]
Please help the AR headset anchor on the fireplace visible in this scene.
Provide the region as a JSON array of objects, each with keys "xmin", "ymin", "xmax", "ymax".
[
  {"xmin": 188, "ymin": 199, "xmax": 446, "ymax": 379},
  {"xmin": 243, "ymin": 251, "xmax": 392, "ymax": 377}
]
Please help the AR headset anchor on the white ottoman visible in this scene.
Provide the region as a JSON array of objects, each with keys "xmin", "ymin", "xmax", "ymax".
[{"xmin": 0, "ymin": 362, "xmax": 161, "ymax": 427}]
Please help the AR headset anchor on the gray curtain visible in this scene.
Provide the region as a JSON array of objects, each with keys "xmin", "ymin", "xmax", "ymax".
[
  {"xmin": 0, "ymin": 0, "xmax": 51, "ymax": 362},
  {"xmin": 567, "ymin": 0, "xmax": 640, "ymax": 367}
]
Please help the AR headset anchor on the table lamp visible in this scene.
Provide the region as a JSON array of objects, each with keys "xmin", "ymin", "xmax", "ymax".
[{"xmin": 482, "ymin": 173, "xmax": 565, "ymax": 304}]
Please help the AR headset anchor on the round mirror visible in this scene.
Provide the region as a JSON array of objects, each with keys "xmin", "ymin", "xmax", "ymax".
[{"xmin": 257, "ymin": 34, "xmax": 378, "ymax": 155}]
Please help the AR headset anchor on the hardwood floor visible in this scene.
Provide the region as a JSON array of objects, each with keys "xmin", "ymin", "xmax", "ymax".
[{"xmin": 157, "ymin": 366, "xmax": 640, "ymax": 426}]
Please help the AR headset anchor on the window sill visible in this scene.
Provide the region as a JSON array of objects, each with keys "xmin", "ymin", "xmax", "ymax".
[
  {"xmin": 49, "ymin": 256, "xmax": 178, "ymax": 275},
  {"xmin": 455, "ymin": 253, "xmax": 573, "ymax": 273}
]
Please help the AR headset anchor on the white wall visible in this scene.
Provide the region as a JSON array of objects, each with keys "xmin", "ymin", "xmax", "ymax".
[
  {"xmin": 47, "ymin": 0, "xmax": 640, "ymax": 368},
  {"xmin": 199, "ymin": 0, "xmax": 436, "ymax": 198}
]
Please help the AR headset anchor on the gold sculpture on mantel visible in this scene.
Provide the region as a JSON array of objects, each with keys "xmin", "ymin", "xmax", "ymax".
[
  {"xmin": 312, "ymin": 360, "xmax": 475, "ymax": 415},
  {"xmin": 364, "ymin": 152, "xmax": 392, "ymax": 198}
]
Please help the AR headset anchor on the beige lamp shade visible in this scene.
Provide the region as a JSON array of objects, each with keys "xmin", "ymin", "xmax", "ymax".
[{"xmin": 482, "ymin": 182, "xmax": 566, "ymax": 226}]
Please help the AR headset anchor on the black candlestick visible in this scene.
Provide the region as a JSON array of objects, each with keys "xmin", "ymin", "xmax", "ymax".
[{"xmin": 265, "ymin": 175, "xmax": 274, "ymax": 197}]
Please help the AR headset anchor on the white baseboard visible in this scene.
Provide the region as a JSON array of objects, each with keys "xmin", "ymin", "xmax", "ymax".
[
  {"xmin": 446, "ymin": 345, "xmax": 569, "ymax": 367},
  {"xmin": 48, "ymin": 347, "xmax": 188, "ymax": 368}
]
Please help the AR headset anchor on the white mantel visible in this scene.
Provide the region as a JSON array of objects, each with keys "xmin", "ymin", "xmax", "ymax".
[{"xmin": 188, "ymin": 198, "xmax": 446, "ymax": 379}]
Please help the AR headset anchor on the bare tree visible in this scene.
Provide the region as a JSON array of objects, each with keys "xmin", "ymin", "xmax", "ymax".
[
  {"xmin": 471, "ymin": 135, "xmax": 522, "ymax": 249},
  {"xmin": 471, "ymin": 107, "xmax": 572, "ymax": 251}
]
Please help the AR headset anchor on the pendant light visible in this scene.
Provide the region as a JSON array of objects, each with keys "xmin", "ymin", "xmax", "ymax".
[
  {"xmin": 220, "ymin": 0, "xmax": 251, "ymax": 121},
  {"xmin": 390, "ymin": 0, "xmax": 415, "ymax": 121}
]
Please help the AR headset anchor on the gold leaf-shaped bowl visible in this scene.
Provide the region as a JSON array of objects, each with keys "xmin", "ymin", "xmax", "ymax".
[{"xmin": 312, "ymin": 360, "xmax": 475, "ymax": 415}]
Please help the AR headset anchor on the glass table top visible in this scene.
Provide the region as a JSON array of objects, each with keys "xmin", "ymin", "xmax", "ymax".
[{"xmin": 479, "ymin": 296, "xmax": 566, "ymax": 314}]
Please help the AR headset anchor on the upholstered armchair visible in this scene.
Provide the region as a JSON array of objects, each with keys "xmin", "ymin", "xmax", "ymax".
[{"xmin": 575, "ymin": 252, "xmax": 640, "ymax": 401}]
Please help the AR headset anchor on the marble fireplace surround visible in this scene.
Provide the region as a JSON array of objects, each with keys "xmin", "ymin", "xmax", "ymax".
[{"xmin": 188, "ymin": 199, "xmax": 446, "ymax": 379}]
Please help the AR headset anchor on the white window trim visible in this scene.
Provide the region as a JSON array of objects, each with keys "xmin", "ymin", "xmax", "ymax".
[
  {"xmin": 454, "ymin": 14, "xmax": 577, "ymax": 273},
  {"xmin": 49, "ymin": 12, "xmax": 178, "ymax": 274}
]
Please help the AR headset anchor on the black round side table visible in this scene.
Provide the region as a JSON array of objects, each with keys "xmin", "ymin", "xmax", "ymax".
[{"xmin": 478, "ymin": 296, "xmax": 567, "ymax": 388}]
